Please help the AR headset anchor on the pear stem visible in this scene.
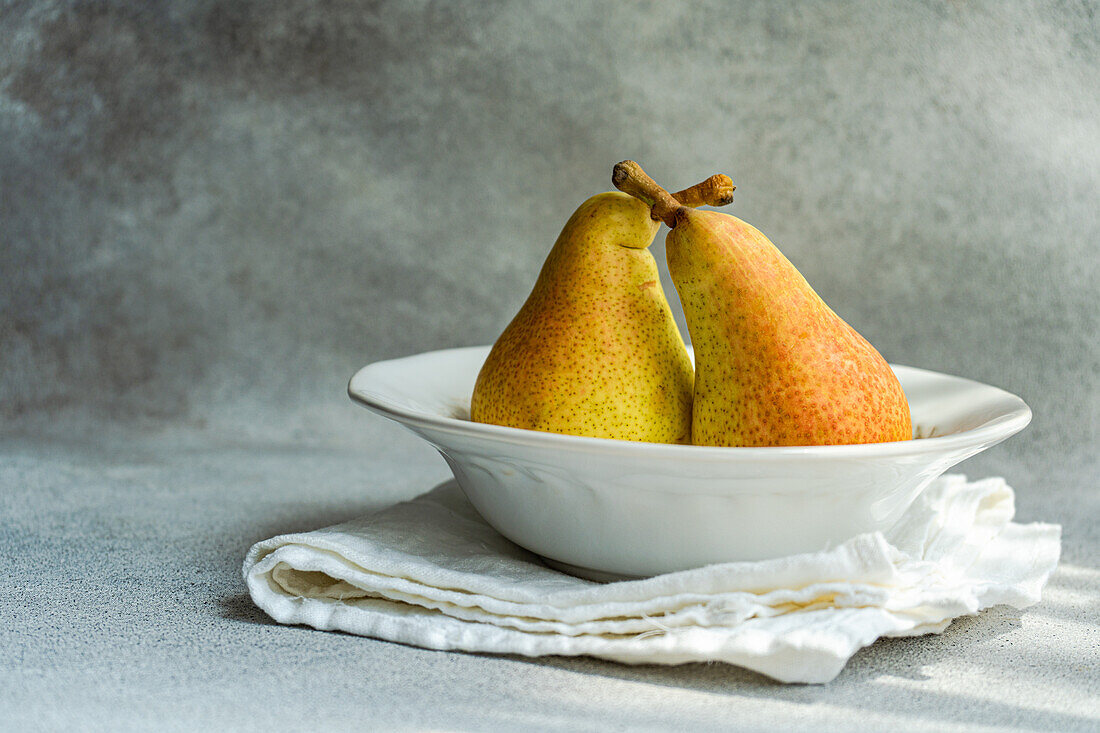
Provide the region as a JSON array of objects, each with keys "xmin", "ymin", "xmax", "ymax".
[
  {"xmin": 613, "ymin": 161, "xmax": 733, "ymax": 227},
  {"xmin": 671, "ymin": 174, "xmax": 736, "ymax": 209}
]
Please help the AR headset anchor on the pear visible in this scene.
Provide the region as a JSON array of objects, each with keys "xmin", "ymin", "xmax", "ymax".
[
  {"xmin": 613, "ymin": 161, "xmax": 911, "ymax": 447},
  {"xmin": 470, "ymin": 173, "xmax": 734, "ymax": 443}
]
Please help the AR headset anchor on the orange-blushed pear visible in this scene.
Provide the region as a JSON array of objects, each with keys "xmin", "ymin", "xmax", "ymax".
[{"xmin": 613, "ymin": 160, "xmax": 911, "ymax": 447}]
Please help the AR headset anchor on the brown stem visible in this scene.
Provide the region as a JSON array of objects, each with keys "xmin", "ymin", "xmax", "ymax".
[
  {"xmin": 613, "ymin": 161, "xmax": 733, "ymax": 227},
  {"xmin": 671, "ymin": 174, "xmax": 735, "ymax": 209}
]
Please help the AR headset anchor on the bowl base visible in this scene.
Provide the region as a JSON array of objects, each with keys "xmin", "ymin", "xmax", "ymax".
[{"xmin": 540, "ymin": 556, "xmax": 645, "ymax": 583}]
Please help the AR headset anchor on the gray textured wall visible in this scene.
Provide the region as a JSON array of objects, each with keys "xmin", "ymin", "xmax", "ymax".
[{"xmin": 2, "ymin": 2, "xmax": 1098, "ymax": 491}]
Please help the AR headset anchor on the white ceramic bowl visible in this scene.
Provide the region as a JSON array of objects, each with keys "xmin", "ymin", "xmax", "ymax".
[{"xmin": 348, "ymin": 346, "xmax": 1031, "ymax": 579}]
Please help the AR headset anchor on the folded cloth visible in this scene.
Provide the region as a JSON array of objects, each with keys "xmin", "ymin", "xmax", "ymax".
[{"xmin": 243, "ymin": 474, "xmax": 1060, "ymax": 683}]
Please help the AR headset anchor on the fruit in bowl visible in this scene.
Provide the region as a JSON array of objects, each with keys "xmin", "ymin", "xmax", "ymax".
[{"xmin": 472, "ymin": 161, "xmax": 911, "ymax": 449}]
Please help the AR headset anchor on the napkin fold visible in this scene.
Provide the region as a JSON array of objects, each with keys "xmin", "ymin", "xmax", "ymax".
[{"xmin": 243, "ymin": 475, "xmax": 1060, "ymax": 683}]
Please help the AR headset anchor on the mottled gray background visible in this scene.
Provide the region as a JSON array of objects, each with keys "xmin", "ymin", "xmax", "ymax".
[{"xmin": 2, "ymin": 1, "xmax": 1098, "ymax": 730}]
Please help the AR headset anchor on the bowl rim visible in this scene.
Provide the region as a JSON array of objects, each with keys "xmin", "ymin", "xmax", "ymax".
[{"xmin": 348, "ymin": 345, "xmax": 1032, "ymax": 461}]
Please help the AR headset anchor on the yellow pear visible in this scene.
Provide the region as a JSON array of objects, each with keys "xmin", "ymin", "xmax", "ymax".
[
  {"xmin": 613, "ymin": 161, "xmax": 911, "ymax": 447},
  {"xmin": 470, "ymin": 173, "xmax": 734, "ymax": 443}
]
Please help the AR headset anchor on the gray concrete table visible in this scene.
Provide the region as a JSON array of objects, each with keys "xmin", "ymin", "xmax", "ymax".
[{"xmin": 3, "ymin": 421, "xmax": 1096, "ymax": 732}]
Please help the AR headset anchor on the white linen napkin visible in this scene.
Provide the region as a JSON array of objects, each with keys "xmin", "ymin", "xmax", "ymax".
[{"xmin": 243, "ymin": 474, "xmax": 1060, "ymax": 683}]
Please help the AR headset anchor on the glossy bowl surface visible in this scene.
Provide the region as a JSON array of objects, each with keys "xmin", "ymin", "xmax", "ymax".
[{"xmin": 349, "ymin": 346, "xmax": 1031, "ymax": 578}]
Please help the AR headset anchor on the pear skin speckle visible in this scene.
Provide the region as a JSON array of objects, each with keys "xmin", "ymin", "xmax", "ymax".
[
  {"xmin": 666, "ymin": 208, "xmax": 911, "ymax": 447},
  {"xmin": 471, "ymin": 192, "xmax": 694, "ymax": 444}
]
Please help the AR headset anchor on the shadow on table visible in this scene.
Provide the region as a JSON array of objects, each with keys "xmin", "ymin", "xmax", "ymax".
[
  {"xmin": 497, "ymin": 604, "xmax": 1095, "ymax": 730},
  {"xmin": 238, "ymin": 602, "xmax": 1091, "ymax": 729},
  {"xmin": 503, "ymin": 608, "xmax": 1022, "ymax": 687},
  {"xmin": 218, "ymin": 593, "xmax": 278, "ymax": 626}
]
